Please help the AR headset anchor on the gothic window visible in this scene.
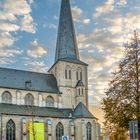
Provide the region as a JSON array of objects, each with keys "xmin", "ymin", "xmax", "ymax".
[
  {"xmin": 82, "ymin": 88, "xmax": 84, "ymax": 95},
  {"xmin": 76, "ymin": 71, "xmax": 78, "ymax": 80},
  {"xmin": 56, "ymin": 122, "xmax": 64, "ymax": 140},
  {"xmin": 76, "ymin": 68, "xmax": 82, "ymax": 81},
  {"xmin": 2, "ymin": 91, "xmax": 12, "ymax": 103},
  {"xmin": 6, "ymin": 119, "xmax": 16, "ymax": 140},
  {"xmin": 86, "ymin": 122, "xmax": 92, "ymax": 140},
  {"xmin": 65, "ymin": 65, "xmax": 71, "ymax": 79},
  {"xmin": 25, "ymin": 93, "xmax": 34, "ymax": 106},
  {"xmin": 46, "ymin": 96, "xmax": 54, "ymax": 107},
  {"xmin": 65, "ymin": 69, "xmax": 67, "ymax": 79},
  {"xmin": 79, "ymin": 88, "xmax": 80, "ymax": 95},
  {"xmin": 80, "ymin": 71, "xmax": 82, "ymax": 80},
  {"xmin": 69, "ymin": 70, "xmax": 71, "ymax": 79}
]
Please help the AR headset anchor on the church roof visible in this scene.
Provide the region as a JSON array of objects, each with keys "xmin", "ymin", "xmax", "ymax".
[
  {"xmin": 0, "ymin": 103, "xmax": 97, "ymax": 119},
  {"xmin": 0, "ymin": 67, "xmax": 59, "ymax": 93},
  {"xmin": 76, "ymin": 80, "xmax": 84, "ymax": 87},
  {"xmin": 0, "ymin": 103, "xmax": 72, "ymax": 118},
  {"xmin": 48, "ymin": 58, "xmax": 88, "ymax": 72},
  {"xmin": 55, "ymin": 0, "xmax": 79, "ymax": 62},
  {"xmin": 73, "ymin": 102, "xmax": 96, "ymax": 119}
]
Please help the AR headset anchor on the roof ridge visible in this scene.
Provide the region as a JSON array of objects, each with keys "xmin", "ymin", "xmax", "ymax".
[
  {"xmin": 73, "ymin": 102, "xmax": 96, "ymax": 119},
  {"xmin": 0, "ymin": 67, "xmax": 50, "ymax": 75}
]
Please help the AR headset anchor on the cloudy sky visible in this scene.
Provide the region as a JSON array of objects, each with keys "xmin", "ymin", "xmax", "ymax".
[{"xmin": 0, "ymin": 0, "xmax": 140, "ymax": 107}]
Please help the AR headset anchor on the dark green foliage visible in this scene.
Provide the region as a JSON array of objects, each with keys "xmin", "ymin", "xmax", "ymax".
[{"xmin": 102, "ymin": 31, "xmax": 140, "ymax": 131}]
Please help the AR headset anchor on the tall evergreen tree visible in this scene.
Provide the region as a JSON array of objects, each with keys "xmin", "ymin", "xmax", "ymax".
[{"xmin": 102, "ymin": 31, "xmax": 140, "ymax": 137}]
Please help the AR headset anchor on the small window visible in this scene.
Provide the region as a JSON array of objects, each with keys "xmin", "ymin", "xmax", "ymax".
[
  {"xmin": 2, "ymin": 91, "xmax": 12, "ymax": 104},
  {"xmin": 76, "ymin": 67, "xmax": 82, "ymax": 81},
  {"xmin": 76, "ymin": 72, "xmax": 78, "ymax": 80},
  {"xmin": 65, "ymin": 69, "xmax": 67, "ymax": 79},
  {"xmin": 82, "ymin": 88, "xmax": 84, "ymax": 95},
  {"xmin": 79, "ymin": 88, "xmax": 80, "ymax": 95},
  {"xmin": 25, "ymin": 93, "xmax": 34, "ymax": 106},
  {"xmin": 25, "ymin": 81, "xmax": 32, "ymax": 88},
  {"xmin": 46, "ymin": 96, "xmax": 54, "ymax": 107},
  {"xmin": 69, "ymin": 70, "xmax": 71, "ymax": 79},
  {"xmin": 80, "ymin": 71, "xmax": 82, "ymax": 80},
  {"xmin": 65, "ymin": 65, "xmax": 71, "ymax": 79}
]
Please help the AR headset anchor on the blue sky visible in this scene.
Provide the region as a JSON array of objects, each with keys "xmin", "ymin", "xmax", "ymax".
[{"xmin": 0, "ymin": 0, "xmax": 140, "ymax": 107}]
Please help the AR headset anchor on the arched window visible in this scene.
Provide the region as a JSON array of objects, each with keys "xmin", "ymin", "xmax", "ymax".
[
  {"xmin": 25, "ymin": 93, "xmax": 34, "ymax": 106},
  {"xmin": 56, "ymin": 122, "xmax": 64, "ymax": 140},
  {"xmin": 2, "ymin": 91, "xmax": 12, "ymax": 103},
  {"xmin": 6, "ymin": 119, "xmax": 16, "ymax": 140},
  {"xmin": 79, "ymin": 88, "xmax": 80, "ymax": 95},
  {"xmin": 69, "ymin": 70, "xmax": 71, "ymax": 79},
  {"xmin": 65, "ymin": 69, "xmax": 67, "ymax": 79},
  {"xmin": 76, "ymin": 67, "xmax": 82, "ymax": 81},
  {"xmin": 82, "ymin": 88, "xmax": 84, "ymax": 95},
  {"xmin": 65, "ymin": 65, "xmax": 71, "ymax": 79},
  {"xmin": 76, "ymin": 71, "xmax": 78, "ymax": 80},
  {"xmin": 86, "ymin": 122, "xmax": 92, "ymax": 140},
  {"xmin": 46, "ymin": 96, "xmax": 54, "ymax": 107},
  {"xmin": 80, "ymin": 71, "xmax": 82, "ymax": 80}
]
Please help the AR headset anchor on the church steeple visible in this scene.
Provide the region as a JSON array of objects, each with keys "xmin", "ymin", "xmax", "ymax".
[{"xmin": 55, "ymin": 0, "xmax": 79, "ymax": 62}]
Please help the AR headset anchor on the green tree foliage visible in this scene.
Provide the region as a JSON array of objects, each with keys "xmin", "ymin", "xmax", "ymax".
[{"xmin": 102, "ymin": 31, "xmax": 140, "ymax": 131}]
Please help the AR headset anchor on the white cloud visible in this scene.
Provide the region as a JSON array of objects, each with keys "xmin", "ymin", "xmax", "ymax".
[
  {"xmin": 48, "ymin": 24, "xmax": 57, "ymax": 29},
  {"xmin": 0, "ymin": 0, "xmax": 36, "ymax": 48},
  {"xmin": 82, "ymin": 19, "xmax": 90, "ymax": 25},
  {"xmin": 0, "ymin": 23, "xmax": 20, "ymax": 32},
  {"xmin": 0, "ymin": 49, "xmax": 23, "ymax": 57},
  {"xmin": 0, "ymin": 32, "xmax": 16, "ymax": 48},
  {"xmin": 24, "ymin": 59, "xmax": 48, "ymax": 73},
  {"xmin": 94, "ymin": 0, "xmax": 115, "ymax": 17},
  {"xmin": 72, "ymin": 6, "xmax": 91, "ymax": 25},
  {"xmin": 117, "ymin": 0, "xmax": 127, "ymax": 6},
  {"xmin": 21, "ymin": 14, "xmax": 36, "ymax": 33},
  {"xmin": 72, "ymin": 6, "xmax": 83, "ymax": 22},
  {"xmin": 0, "ymin": 57, "xmax": 15, "ymax": 64},
  {"xmin": 27, "ymin": 40, "xmax": 47, "ymax": 58},
  {"xmin": 3, "ymin": 0, "xmax": 31, "ymax": 16}
]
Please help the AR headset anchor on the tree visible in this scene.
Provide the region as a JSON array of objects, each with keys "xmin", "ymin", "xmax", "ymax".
[
  {"xmin": 26, "ymin": 105, "xmax": 37, "ymax": 140},
  {"xmin": 102, "ymin": 31, "xmax": 140, "ymax": 138}
]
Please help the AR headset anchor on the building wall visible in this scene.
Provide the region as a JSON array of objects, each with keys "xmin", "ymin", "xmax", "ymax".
[
  {"xmin": 0, "ymin": 114, "xmax": 100, "ymax": 140},
  {"xmin": 0, "ymin": 88, "xmax": 61, "ymax": 108},
  {"xmin": 49, "ymin": 61, "xmax": 88, "ymax": 108}
]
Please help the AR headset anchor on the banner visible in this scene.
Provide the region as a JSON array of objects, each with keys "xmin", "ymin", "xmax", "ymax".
[{"xmin": 29, "ymin": 122, "xmax": 45, "ymax": 140}]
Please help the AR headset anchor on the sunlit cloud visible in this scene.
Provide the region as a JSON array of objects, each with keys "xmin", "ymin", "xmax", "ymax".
[
  {"xmin": 72, "ymin": 6, "xmax": 91, "ymax": 25},
  {"xmin": 27, "ymin": 40, "xmax": 47, "ymax": 58},
  {"xmin": 24, "ymin": 59, "xmax": 48, "ymax": 73}
]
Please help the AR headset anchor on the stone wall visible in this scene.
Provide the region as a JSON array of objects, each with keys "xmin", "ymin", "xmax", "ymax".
[{"xmin": 0, "ymin": 114, "xmax": 99, "ymax": 140}]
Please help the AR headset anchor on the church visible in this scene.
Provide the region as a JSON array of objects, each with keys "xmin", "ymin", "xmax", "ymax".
[{"xmin": 0, "ymin": 0, "xmax": 100, "ymax": 140}]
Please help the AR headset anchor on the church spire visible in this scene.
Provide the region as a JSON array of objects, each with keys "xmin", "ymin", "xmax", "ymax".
[{"xmin": 55, "ymin": 0, "xmax": 79, "ymax": 62}]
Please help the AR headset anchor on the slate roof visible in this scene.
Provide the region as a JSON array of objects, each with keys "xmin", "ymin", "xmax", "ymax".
[
  {"xmin": 48, "ymin": 58, "xmax": 88, "ymax": 72},
  {"xmin": 55, "ymin": 0, "xmax": 79, "ymax": 62},
  {"xmin": 0, "ymin": 67, "xmax": 59, "ymax": 93},
  {"xmin": 0, "ymin": 103, "xmax": 72, "ymax": 118},
  {"xmin": 59, "ymin": 58, "xmax": 88, "ymax": 66},
  {"xmin": 72, "ymin": 102, "xmax": 96, "ymax": 119},
  {"xmin": 0, "ymin": 103, "xmax": 96, "ymax": 119}
]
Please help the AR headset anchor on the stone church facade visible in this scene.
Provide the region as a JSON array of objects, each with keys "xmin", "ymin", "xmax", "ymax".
[{"xmin": 0, "ymin": 0, "xmax": 100, "ymax": 140}]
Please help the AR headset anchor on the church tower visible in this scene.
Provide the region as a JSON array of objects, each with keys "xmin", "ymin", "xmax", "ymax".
[{"xmin": 49, "ymin": 0, "xmax": 88, "ymax": 109}]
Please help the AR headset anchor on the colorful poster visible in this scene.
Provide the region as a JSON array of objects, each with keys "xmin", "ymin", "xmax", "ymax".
[{"xmin": 29, "ymin": 122, "xmax": 45, "ymax": 140}]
